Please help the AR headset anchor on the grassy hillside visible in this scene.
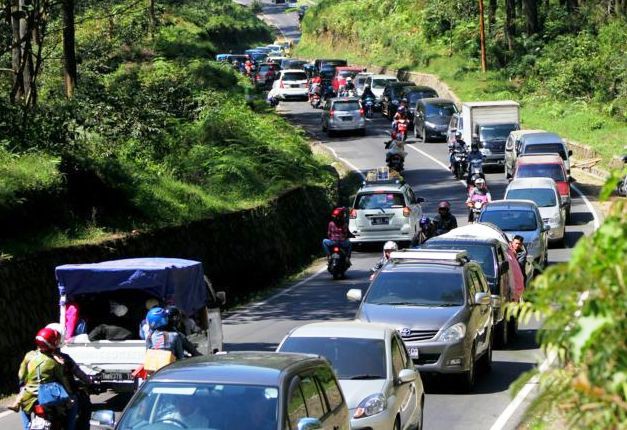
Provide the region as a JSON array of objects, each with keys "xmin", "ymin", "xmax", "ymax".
[
  {"xmin": 297, "ymin": 0, "xmax": 627, "ymax": 167},
  {"xmin": 0, "ymin": 0, "xmax": 334, "ymax": 256}
]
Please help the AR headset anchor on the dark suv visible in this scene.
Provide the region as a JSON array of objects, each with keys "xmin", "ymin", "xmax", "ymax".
[
  {"xmin": 400, "ymin": 86, "xmax": 438, "ymax": 121},
  {"xmin": 413, "ymin": 98, "xmax": 458, "ymax": 142},
  {"xmin": 347, "ymin": 249, "xmax": 493, "ymax": 391},
  {"xmin": 95, "ymin": 352, "xmax": 350, "ymax": 429},
  {"xmin": 381, "ymin": 82, "xmax": 417, "ymax": 119}
]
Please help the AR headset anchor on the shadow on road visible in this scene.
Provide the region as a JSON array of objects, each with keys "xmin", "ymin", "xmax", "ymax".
[{"xmin": 568, "ymin": 211, "xmax": 594, "ymax": 226}]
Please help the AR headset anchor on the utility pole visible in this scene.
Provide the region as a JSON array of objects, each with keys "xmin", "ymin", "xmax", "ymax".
[{"xmin": 478, "ymin": 0, "xmax": 488, "ymax": 72}]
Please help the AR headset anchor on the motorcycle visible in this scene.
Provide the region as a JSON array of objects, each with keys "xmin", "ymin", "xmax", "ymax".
[
  {"xmin": 395, "ymin": 119, "xmax": 409, "ymax": 142},
  {"xmin": 385, "ymin": 133, "xmax": 406, "ymax": 173},
  {"xmin": 363, "ymin": 97, "xmax": 375, "ymax": 118},
  {"xmin": 310, "ymin": 93, "xmax": 322, "ymax": 109},
  {"xmin": 328, "ymin": 245, "xmax": 349, "ymax": 280},
  {"xmin": 411, "ymin": 215, "xmax": 434, "ymax": 246},
  {"xmin": 29, "ymin": 403, "xmax": 67, "ymax": 430},
  {"xmin": 451, "ymin": 148, "xmax": 468, "ymax": 180},
  {"xmin": 467, "ymin": 193, "xmax": 489, "ymax": 222},
  {"xmin": 387, "ymin": 154, "xmax": 404, "ymax": 173},
  {"xmin": 467, "ymin": 157, "xmax": 485, "ymax": 188}
]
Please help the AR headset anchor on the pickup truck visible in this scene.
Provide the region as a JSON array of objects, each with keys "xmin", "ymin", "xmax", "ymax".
[{"xmin": 56, "ymin": 258, "xmax": 225, "ymax": 392}]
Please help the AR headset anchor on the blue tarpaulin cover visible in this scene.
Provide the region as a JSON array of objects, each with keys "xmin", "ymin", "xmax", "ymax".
[{"xmin": 55, "ymin": 258, "xmax": 207, "ymax": 316}]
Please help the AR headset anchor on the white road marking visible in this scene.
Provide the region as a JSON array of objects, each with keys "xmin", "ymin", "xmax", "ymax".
[
  {"xmin": 326, "ymin": 146, "xmax": 366, "ymax": 179},
  {"xmin": 407, "ymin": 144, "xmax": 467, "ymax": 188},
  {"xmin": 571, "ymin": 184, "xmax": 601, "ymax": 229},
  {"xmin": 225, "ymin": 266, "xmax": 327, "ymax": 319}
]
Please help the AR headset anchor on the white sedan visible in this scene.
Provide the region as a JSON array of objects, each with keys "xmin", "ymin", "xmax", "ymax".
[
  {"xmin": 269, "ymin": 69, "xmax": 309, "ymax": 100},
  {"xmin": 277, "ymin": 321, "xmax": 424, "ymax": 430}
]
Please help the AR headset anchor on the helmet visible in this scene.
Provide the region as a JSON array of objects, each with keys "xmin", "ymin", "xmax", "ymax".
[
  {"xmin": 419, "ymin": 215, "xmax": 431, "ymax": 227},
  {"xmin": 397, "ymin": 106, "xmax": 406, "ymax": 114},
  {"xmin": 346, "ymin": 77, "xmax": 353, "ymax": 82},
  {"xmin": 166, "ymin": 306, "xmax": 182, "ymax": 326},
  {"xmin": 146, "ymin": 307, "xmax": 169, "ymax": 330},
  {"xmin": 475, "ymin": 178, "xmax": 486, "ymax": 188},
  {"xmin": 383, "ymin": 241, "xmax": 398, "ymax": 251},
  {"xmin": 364, "ymin": 84, "xmax": 370, "ymax": 89},
  {"xmin": 471, "ymin": 143, "xmax": 479, "ymax": 151},
  {"xmin": 331, "ymin": 207, "xmax": 345, "ymax": 224},
  {"xmin": 438, "ymin": 200, "xmax": 451, "ymax": 210},
  {"xmin": 35, "ymin": 327, "xmax": 61, "ymax": 352},
  {"xmin": 401, "ymin": 97, "xmax": 408, "ymax": 104},
  {"xmin": 45, "ymin": 323, "xmax": 65, "ymax": 347}
]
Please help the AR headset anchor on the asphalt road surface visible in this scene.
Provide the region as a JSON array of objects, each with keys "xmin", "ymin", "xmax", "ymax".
[{"xmin": 0, "ymin": 1, "xmax": 599, "ymax": 429}]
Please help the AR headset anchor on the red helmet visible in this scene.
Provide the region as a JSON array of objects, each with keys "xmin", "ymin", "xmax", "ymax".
[
  {"xmin": 331, "ymin": 207, "xmax": 345, "ymax": 218},
  {"xmin": 438, "ymin": 200, "xmax": 451, "ymax": 210},
  {"xmin": 35, "ymin": 327, "xmax": 61, "ymax": 352}
]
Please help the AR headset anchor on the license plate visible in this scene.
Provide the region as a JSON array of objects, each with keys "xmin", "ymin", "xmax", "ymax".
[
  {"xmin": 102, "ymin": 372, "xmax": 128, "ymax": 381},
  {"xmin": 341, "ymin": 116, "xmax": 353, "ymax": 121},
  {"xmin": 409, "ymin": 347, "xmax": 419, "ymax": 358},
  {"xmin": 30, "ymin": 416, "xmax": 50, "ymax": 430},
  {"xmin": 291, "ymin": 84, "xmax": 300, "ymax": 88},
  {"xmin": 371, "ymin": 217, "xmax": 389, "ymax": 225}
]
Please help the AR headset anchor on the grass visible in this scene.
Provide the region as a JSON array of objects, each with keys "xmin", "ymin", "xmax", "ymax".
[{"xmin": 0, "ymin": 150, "xmax": 62, "ymax": 207}]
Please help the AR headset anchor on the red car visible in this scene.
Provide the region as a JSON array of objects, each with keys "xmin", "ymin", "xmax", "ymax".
[
  {"xmin": 512, "ymin": 153, "xmax": 572, "ymax": 221},
  {"xmin": 331, "ymin": 66, "xmax": 363, "ymax": 92},
  {"xmin": 254, "ymin": 63, "xmax": 281, "ymax": 89}
]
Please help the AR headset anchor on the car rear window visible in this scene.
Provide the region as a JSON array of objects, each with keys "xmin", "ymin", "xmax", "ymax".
[
  {"xmin": 524, "ymin": 143, "xmax": 567, "ymax": 160},
  {"xmin": 354, "ymin": 192, "xmax": 405, "ymax": 209},
  {"xmin": 338, "ymin": 70, "xmax": 357, "ymax": 78},
  {"xmin": 279, "ymin": 337, "xmax": 386, "ymax": 380},
  {"xmin": 373, "ymin": 78, "xmax": 395, "ymax": 88},
  {"xmin": 506, "ymin": 188, "xmax": 557, "ymax": 207},
  {"xmin": 425, "ymin": 103, "xmax": 457, "ymax": 117},
  {"xmin": 365, "ymin": 271, "xmax": 465, "ymax": 306},
  {"xmin": 407, "ymin": 91, "xmax": 437, "ymax": 104},
  {"xmin": 421, "ymin": 243, "xmax": 495, "ymax": 277},
  {"xmin": 282, "ymin": 72, "xmax": 307, "ymax": 81},
  {"xmin": 516, "ymin": 164, "xmax": 566, "ymax": 182},
  {"xmin": 479, "ymin": 123, "xmax": 518, "ymax": 141},
  {"xmin": 479, "ymin": 209, "xmax": 538, "ymax": 231},
  {"xmin": 333, "ymin": 101, "xmax": 361, "ymax": 112}
]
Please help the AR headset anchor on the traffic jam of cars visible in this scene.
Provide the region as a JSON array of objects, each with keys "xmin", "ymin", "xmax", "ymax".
[{"xmin": 44, "ymin": 41, "xmax": 583, "ymax": 430}]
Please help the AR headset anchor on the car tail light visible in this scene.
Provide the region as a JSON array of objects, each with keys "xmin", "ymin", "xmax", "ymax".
[
  {"xmin": 333, "ymin": 246, "xmax": 340, "ymax": 253},
  {"xmin": 350, "ymin": 209, "xmax": 357, "ymax": 219},
  {"xmin": 34, "ymin": 405, "xmax": 46, "ymax": 418},
  {"xmin": 330, "ymin": 110, "xmax": 335, "ymax": 118},
  {"xmin": 280, "ymin": 80, "xmax": 284, "ymax": 88},
  {"xmin": 403, "ymin": 207, "xmax": 411, "ymax": 217},
  {"xmin": 359, "ymin": 108, "xmax": 365, "ymax": 116}
]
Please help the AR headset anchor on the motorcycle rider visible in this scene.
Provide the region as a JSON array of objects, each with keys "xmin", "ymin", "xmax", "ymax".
[
  {"xmin": 393, "ymin": 98, "xmax": 410, "ymax": 121},
  {"xmin": 448, "ymin": 134, "xmax": 467, "ymax": 172},
  {"xmin": 345, "ymin": 76, "xmax": 356, "ymax": 94},
  {"xmin": 361, "ymin": 84, "xmax": 376, "ymax": 101},
  {"xmin": 432, "ymin": 201, "xmax": 458, "ymax": 235},
  {"xmin": 165, "ymin": 306, "xmax": 203, "ymax": 357},
  {"xmin": 14, "ymin": 327, "xmax": 72, "ymax": 430},
  {"xmin": 466, "ymin": 177, "xmax": 491, "ymax": 221},
  {"xmin": 322, "ymin": 207, "xmax": 351, "ymax": 265},
  {"xmin": 370, "ymin": 241, "xmax": 398, "ymax": 275},
  {"xmin": 467, "ymin": 142, "xmax": 485, "ymax": 187},
  {"xmin": 410, "ymin": 215, "xmax": 434, "ymax": 246},
  {"xmin": 145, "ymin": 307, "xmax": 185, "ymax": 360}
]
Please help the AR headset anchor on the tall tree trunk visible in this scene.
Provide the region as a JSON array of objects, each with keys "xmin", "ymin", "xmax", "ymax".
[
  {"xmin": 523, "ymin": 0, "xmax": 539, "ymax": 35},
  {"xmin": 505, "ymin": 0, "xmax": 516, "ymax": 51},
  {"xmin": 479, "ymin": 0, "xmax": 488, "ymax": 72},
  {"xmin": 148, "ymin": 0, "xmax": 155, "ymax": 36},
  {"xmin": 488, "ymin": 0, "xmax": 497, "ymax": 32},
  {"xmin": 19, "ymin": 0, "xmax": 33, "ymax": 104},
  {"xmin": 10, "ymin": 0, "xmax": 23, "ymax": 101},
  {"xmin": 62, "ymin": 0, "xmax": 76, "ymax": 98},
  {"xmin": 515, "ymin": 0, "xmax": 522, "ymax": 19}
]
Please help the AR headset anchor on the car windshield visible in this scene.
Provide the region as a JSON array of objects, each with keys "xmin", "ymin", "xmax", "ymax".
[
  {"xmin": 421, "ymin": 244, "xmax": 495, "ymax": 277},
  {"xmin": 117, "ymin": 382, "xmax": 278, "ymax": 430},
  {"xmin": 365, "ymin": 271, "xmax": 464, "ymax": 306},
  {"xmin": 479, "ymin": 123, "xmax": 518, "ymax": 141},
  {"xmin": 516, "ymin": 164, "xmax": 566, "ymax": 182},
  {"xmin": 372, "ymin": 78, "xmax": 395, "ymax": 88},
  {"xmin": 258, "ymin": 66, "xmax": 275, "ymax": 73},
  {"xmin": 279, "ymin": 337, "xmax": 386, "ymax": 380},
  {"xmin": 425, "ymin": 103, "xmax": 457, "ymax": 118},
  {"xmin": 354, "ymin": 192, "xmax": 405, "ymax": 209},
  {"xmin": 506, "ymin": 188, "xmax": 557, "ymax": 207},
  {"xmin": 333, "ymin": 101, "xmax": 360, "ymax": 111},
  {"xmin": 282, "ymin": 72, "xmax": 307, "ymax": 81},
  {"xmin": 407, "ymin": 91, "xmax": 437, "ymax": 104},
  {"xmin": 480, "ymin": 209, "xmax": 538, "ymax": 231},
  {"xmin": 524, "ymin": 143, "xmax": 567, "ymax": 160},
  {"xmin": 338, "ymin": 70, "xmax": 357, "ymax": 78},
  {"xmin": 320, "ymin": 70, "xmax": 335, "ymax": 79}
]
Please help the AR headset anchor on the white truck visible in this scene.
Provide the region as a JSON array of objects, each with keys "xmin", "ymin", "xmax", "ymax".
[
  {"xmin": 55, "ymin": 258, "xmax": 225, "ymax": 393},
  {"xmin": 458, "ymin": 101, "xmax": 520, "ymax": 167}
]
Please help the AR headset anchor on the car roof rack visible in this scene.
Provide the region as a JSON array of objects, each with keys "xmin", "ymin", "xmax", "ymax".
[
  {"xmin": 389, "ymin": 249, "xmax": 469, "ymax": 264},
  {"xmin": 363, "ymin": 167, "xmax": 405, "ymax": 186}
]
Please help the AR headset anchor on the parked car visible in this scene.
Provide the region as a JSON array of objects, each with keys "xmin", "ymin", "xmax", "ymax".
[
  {"xmin": 420, "ymin": 225, "xmax": 517, "ymax": 346},
  {"xmin": 364, "ymin": 74, "xmax": 398, "ymax": 105},
  {"xmin": 478, "ymin": 200, "xmax": 549, "ymax": 270},
  {"xmin": 505, "ymin": 177, "xmax": 566, "ymax": 246},
  {"xmin": 277, "ymin": 321, "xmax": 425, "ymax": 430},
  {"xmin": 414, "ymin": 98, "xmax": 458, "ymax": 142},
  {"xmin": 270, "ymin": 69, "xmax": 309, "ymax": 101},
  {"xmin": 504, "ymin": 130, "xmax": 546, "ymax": 179},
  {"xmin": 254, "ymin": 62, "xmax": 281, "ymax": 89},
  {"xmin": 332, "ymin": 66, "xmax": 363, "ymax": 93},
  {"xmin": 347, "ymin": 249, "xmax": 493, "ymax": 391},
  {"xmin": 381, "ymin": 82, "xmax": 418, "ymax": 119},
  {"xmin": 512, "ymin": 153, "xmax": 572, "ymax": 221},
  {"xmin": 349, "ymin": 174, "xmax": 424, "ymax": 245},
  {"xmin": 517, "ymin": 131, "xmax": 572, "ymax": 174},
  {"xmin": 321, "ymin": 97, "xmax": 366, "ymax": 136},
  {"xmin": 399, "ymin": 86, "xmax": 438, "ymax": 121},
  {"xmin": 91, "ymin": 352, "xmax": 350, "ymax": 429},
  {"xmin": 354, "ymin": 72, "xmax": 374, "ymax": 96}
]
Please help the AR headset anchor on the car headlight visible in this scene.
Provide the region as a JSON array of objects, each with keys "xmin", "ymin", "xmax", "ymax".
[
  {"xmin": 424, "ymin": 121, "xmax": 436, "ymax": 128},
  {"xmin": 551, "ymin": 214, "xmax": 561, "ymax": 224},
  {"xmin": 354, "ymin": 393, "xmax": 386, "ymax": 419},
  {"xmin": 439, "ymin": 322, "xmax": 466, "ymax": 343},
  {"xmin": 560, "ymin": 195, "xmax": 570, "ymax": 204}
]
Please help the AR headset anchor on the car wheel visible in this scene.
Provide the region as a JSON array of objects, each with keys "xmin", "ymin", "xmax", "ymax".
[
  {"xmin": 507, "ymin": 315, "xmax": 518, "ymax": 339},
  {"xmin": 479, "ymin": 334, "xmax": 493, "ymax": 373},
  {"xmin": 495, "ymin": 319, "xmax": 508, "ymax": 348},
  {"xmin": 394, "ymin": 416, "xmax": 401, "ymax": 430},
  {"xmin": 460, "ymin": 345, "xmax": 476, "ymax": 393},
  {"xmin": 422, "ymin": 127, "xmax": 428, "ymax": 143},
  {"xmin": 327, "ymin": 129, "xmax": 335, "ymax": 137}
]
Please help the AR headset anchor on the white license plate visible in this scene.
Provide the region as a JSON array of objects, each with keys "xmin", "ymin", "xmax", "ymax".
[
  {"xmin": 409, "ymin": 347, "xmax": 419, "ymax": 358},
  {"xmin": 371, "ymin": 217, "xmax": 389, "ymax": 225},
  {"xmin": 102, "ymin": 372, "xmax": 128, "ymax": 381},
  {"xmin": 30, "ymin": 416, "xmax": 50, "ymax": 430}
]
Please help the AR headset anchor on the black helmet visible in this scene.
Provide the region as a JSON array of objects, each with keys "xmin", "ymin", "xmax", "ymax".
[{"xmin": 166, "ymin": 306, "xmax": 182, "ymax": 326}]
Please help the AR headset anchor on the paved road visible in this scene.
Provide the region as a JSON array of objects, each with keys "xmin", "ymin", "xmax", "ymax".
[{"xmin": 0, "ymin": 1, "xmax": 598, "ymax": 428}]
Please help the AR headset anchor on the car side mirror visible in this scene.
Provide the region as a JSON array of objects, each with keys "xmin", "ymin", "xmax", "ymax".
[
  {"xmin": 569, "ymin": 176, "xmax": 576, "ymax": 183},
  {"xmin": 216, "ymin": 291, "xmax": 226, "ymax": 306},
  {"xmin": 90, "ymin": 410, "xmax": 115, "ymax": 429},
  {"xmin": 298, "ymin": 417, "xmax": 323, "ymax": 430},
  {"xmin": 346, "ymin": 288, "xmax": 363, "ymax": 302},
  {"xmin": 396, "ymin": 368, "xmax": 417, "ymax": 385},
  {"xmin": 568, "ymin": 149, "xmax": 573, "ymax": 156},
  {"xmin": 542, "ymin": 225, "xmax": 551, "ymax": 232},
  {"xmin": 474, "ymin": 292, "xmax": 491, "ymax": 305},
  {"xmin": 416, "ymin": 197, "xmax": 425, "ymax": 204}
]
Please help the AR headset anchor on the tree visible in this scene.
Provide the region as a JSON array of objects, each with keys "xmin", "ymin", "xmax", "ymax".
[
  {"xmin": 62, "ymin": 0, "xmax": 76, "ymax": 98},
  {"xmin": 488, "ymin": 0, "xmax": 497, "ymax": 32},
  {"xmin": 505, "ymin": 0, "xmax": 516, "ymax": 50},
  {"xmin": 523, "ymin": 0, "xmax": 539, "ymax": 35}
]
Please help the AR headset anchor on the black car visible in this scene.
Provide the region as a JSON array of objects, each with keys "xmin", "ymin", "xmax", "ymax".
[
  {"xmin": 413, "ymin": 98, "xmax": 458, "ymax": 142},
  {"xmin": 281, "ymin": 59, "xmax": 308, "ymax": 70},
  {"xmin": 92, "ymin": 352, "xmax": 351, "ymax": 429},
  {"xmin": 314, "ymin": 58, "xmax": 348, "ymax": 74},
  {"xmin": 400, "ymin": 86, "xmax": 439, "ymax": 120},
  {"xmin": 381, "ymin": 82, "xmax": 419, "ymax": 119}
]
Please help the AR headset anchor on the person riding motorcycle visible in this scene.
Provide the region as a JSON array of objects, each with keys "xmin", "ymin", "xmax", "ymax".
[
  {"xmin": 344, "ymin": 76, "xmax": 356, "ymax": 93},
  {"xmin": 393, "ymin": 98, "xmax": 410, "ymax": 121},
  {"xmin": 466, "ymin": 177, "xmax": 491, "ymax": 221},
  {"xmin": 432, "ymin": 201, "xmax": 458, "ymax": 236},
  {"xmin": 370, "ymin": 241, "xmax": 398, "ymax": 275},
  {"xmin": 467, "ymin": 142, "xmax": 485, "ymax": 186},
  {"xmin": 322, "ymin": 207, "xmax": 351, "ymax": 265},
  {"xmin": 361, "ymin": 84, "xmax": 376, "ymax": 101},
  {"xmin": 145, "ymin": 307, "xmax": 185, "ymax": 359},
  {"xmin": 410, "ymin": 215, "xmax": 434, "ymax": 246},
  {"xmin": 448, "ymin": 134, "xmax": 467, "ymax": 171},
  {"xmin": 14, "ymin": 327, "xmax": 72, "ymax": 430},
  {"xmin": 392, "ymin": 106, "xmax": 410, "ymax": 142},
  {"xmin": 165, "ymin": 306, "xmax": 202, "ymax": 357},
  {"xmin": 385, "ymin": 130, "xmax": 407, "ymax": 166}
]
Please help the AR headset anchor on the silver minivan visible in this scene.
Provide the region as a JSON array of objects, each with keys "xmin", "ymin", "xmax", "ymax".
[
  {"xmin": 505, "ymin": 130, "xmax": 572, "ymax": 178},
  {"xmin": 321, "ymin": 97, "xmax": 366, "ymax": 136},
  {"xmin": 504, "ymin": 177, "xmax": 566, "ymax": 245}
]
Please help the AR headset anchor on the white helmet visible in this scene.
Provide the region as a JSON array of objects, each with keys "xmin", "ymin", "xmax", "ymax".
[
  {"xmin": 346, "ymin": 77, "xmax": 353, "ymax": 82},
  {"xmin": 383, "ymin": 241, "xmax": 398, "ymax": 251},
  {"xmin": 475, "ymin": 178, "xmax": 486, "ymax": 188}
]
